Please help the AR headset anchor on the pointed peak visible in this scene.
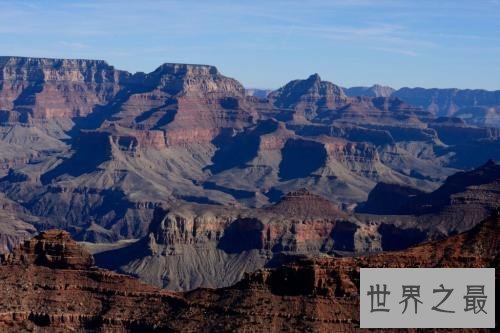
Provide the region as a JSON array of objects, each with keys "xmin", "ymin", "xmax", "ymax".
[{"xmin": 307, "ymin": 73, "xmax": 321, "ymax": 83}]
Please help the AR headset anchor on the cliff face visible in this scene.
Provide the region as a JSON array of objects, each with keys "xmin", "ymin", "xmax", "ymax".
[
  {"xmin": 93, "ymin": 189, "xmax": 360, "ymax": 291},
  {"xmin": 1, "ymin": 229, "xmax": 94, "ymax": 269},
  {"xmin": 360, "ymin": 160, "xmax": 500, "ymax": 216},
  {"xmin": 115, "ymin": 63, "xmax": 254, "ymax": 146},
  {"xmin": 0, "ymin": 56, "xmax": 125, "ymax": 120},
  {"xmin": 0, "ymin": 228, "xmax": 182, "ymax": 332},
  {"xmin": 0, "ymin": 56, "xmax": 498, "ymax": 244},
  {"xmin": 0, "ymin": 214, "xmax": 496, "ymax": 332},
  {"xmin": 393, "ymin": 87, "xmax": 500, "ymax": 118},
  {"xmin": 217, "ymin": 213, "xmax": 497, "ymax": 332},
  {"xmin": 93, "ymin": 160, "xmax": 498, "ymax": 291}
]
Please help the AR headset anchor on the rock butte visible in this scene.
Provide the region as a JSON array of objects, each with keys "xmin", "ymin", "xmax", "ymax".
[
  {"xmin": 91, "ymin": 162, "xmax": 499, "ymax": 290},
  {"xmin": 0, "ymin": 211, "xmax": 497, "ymax": 332}
]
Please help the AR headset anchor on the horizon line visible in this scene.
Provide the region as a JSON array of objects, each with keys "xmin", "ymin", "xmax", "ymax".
[{"xmin": 1, "ymin": 54, "xmax": 499, "ymax": 92}]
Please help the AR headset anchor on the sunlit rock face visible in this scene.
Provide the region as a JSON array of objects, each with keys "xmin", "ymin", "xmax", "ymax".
[
  {"xmin": 0, "ymin": 56, "xmax": 125, "ymax": 120},
  {"xmin": 0, "ymin": 213, "xmax": 496, "ymax": 332},
  {"xmin": 0, "ymin": 56, "xmax": 498, "ymax": 246}
]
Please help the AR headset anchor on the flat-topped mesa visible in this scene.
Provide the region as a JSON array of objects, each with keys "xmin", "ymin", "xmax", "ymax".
[
  {"xmin": 0, "ymin": 56, "xmax": 120, "ymax": 82},
  {"xmin": 0, "ymin": 56, "xmax": 125, "ymax": 119},
  {"xmin": 270, "ymin": 188, "xmax": 345, "ymax": 218},
  {"xmin": 0, "ymin": 229, "xmax": 94, "ymax": 269},
  {"xmin": 343, "ymin": 84, "xmax": 396, "ymax": 98},
  {"xmin": 147, "ymin": 62, "xmax": 246, "ymax": 97}
]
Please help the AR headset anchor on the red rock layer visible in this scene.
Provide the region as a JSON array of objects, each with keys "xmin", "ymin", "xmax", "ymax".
[
  {"xmin": 0, "ymin": 213, "xmax": 496, "ymax": 332},
  {"xmin": 0, "ymin": 57, "xmax": 124, "ymax": 120}
]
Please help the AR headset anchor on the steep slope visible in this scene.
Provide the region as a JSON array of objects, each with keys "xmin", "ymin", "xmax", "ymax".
[
  {"xmin": 0, "ymin": 213, "xmax": 496, "ymax": 332},
  {"xmin": 110, "ymin": 63, "xmax": 255, "ymax": 145},
  {"xmin": 0, "ymin": 56, "xmax": 499, "ymax": 243},
  {"xmin": 360, "ymin": 159, "xmax": 500, "ymax": 216},
  {"xmin": 0, "ymin": 230, "xmax": 184, "ymax": 332},
  {"xmin": 0, "ymin": 193, "xmax": 37, "ymax": 253},
  {"xmin": 0, "ymin": 56, "xmax": 125, "ymax": 120},
  {"xmin": 208, "ymin": 212, "xmax": 497, "ymax": 332},
  {"xmin": 93, "ymin": 162, "xmax": 498, "ymax": 291},
  {"xmin": 355, "ymin": 160, "xmax": 499, "ymax": 251},
  {"xmin": 93, "ymin": 189, "xmax": 359, "ymax": 291},
  {"xmin": 269, "ymin": 73, "xmax": 348, "ymax": 122}
]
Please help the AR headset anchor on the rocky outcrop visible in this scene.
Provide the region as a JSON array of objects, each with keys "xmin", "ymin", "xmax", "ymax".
[
  {"xmin": 192, "ymin": 212, "xmax": 497, "ymax": 332},
  {"xmin": 110, "ymin": 62, "xmax": 254, "ymax": 146},
  {"xmin": 355, "ymin": 160, "xmax": 500, "ymax": 250},
  {"xmin": 269, "ymin": 73, "xmax": 348, "ymax": 122},
  {"xmin": 0, "ymin": 228, "xmax": 183, "ymax": 332},
  {"xmin": 0, "ymin": 229, "xmax": 94, "ymax": 269},
  {"xmin": 393, "ymin": 87, "xmax": 500, "ymax": 119},
  {"xmin": 94, "ymin": 160, "xmax": 499, "ymax": 290},
  {"xmin": 0, "ymin": 56, "xmax": 125, "ymax": 120},
  {"xmin": 0, "ymin": 212, "xmax": 496, "ymax": 332},
  {"xmin": 94, "ymin": 190, "xmax": 360, "ymax": 290},
  {"xmin": 360, "ymin": 159, "xmax": 500, "ymax": 216}
]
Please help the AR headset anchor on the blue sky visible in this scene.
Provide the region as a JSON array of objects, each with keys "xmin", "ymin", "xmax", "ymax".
[{"xmin": 1, "ymin": 0, "xmax": 499, "ymax": 90}]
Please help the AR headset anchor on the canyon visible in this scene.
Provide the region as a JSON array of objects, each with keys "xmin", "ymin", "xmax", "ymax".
[
  {"xmin": 92, "ymin": 161, "xmax": 499, "ymax": 290},
  {"xmin": 0, "ymin": 56, "xmax": 498, "ymax": 295},
  {"xmin": 0, "ymin": 211, "xmax": 496, "ymax": 332},
  {"xmin": 0, "ymin": 56, "xmax": 498, "ymax": 245}
]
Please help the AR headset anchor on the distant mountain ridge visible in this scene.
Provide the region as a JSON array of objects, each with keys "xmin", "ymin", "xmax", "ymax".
[
  {"xmin": 343, "ymin": 84, "xmax": 395, "ymax": 98},
  {"xmin": 343, "ymin": 84, "xmax": 500, "ymax": 128}
]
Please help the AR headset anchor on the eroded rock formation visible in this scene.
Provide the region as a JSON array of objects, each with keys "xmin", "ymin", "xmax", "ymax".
[
  {"xmin": 93, "ymin": 161, "xmax": 499, "ymax": 291},
  {"xmin": 344, "ymin": 84, "xmax": 500, "ymax": 128},
  {"xmin": 0, "ymin": 213, "xmax": 496, "ymax": 332},
  {"xmin": 0, "ymin": 56, "xmax": 498, "ymax": 246}
]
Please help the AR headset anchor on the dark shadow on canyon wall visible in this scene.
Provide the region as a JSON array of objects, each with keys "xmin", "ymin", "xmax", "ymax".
[
  {"xmin": 279, "ymin": 139, "xmax": 327, "ymax": 180},
  {"xmin": 218, "ymin": 218, "xmax": 264, "ymax": 253}
]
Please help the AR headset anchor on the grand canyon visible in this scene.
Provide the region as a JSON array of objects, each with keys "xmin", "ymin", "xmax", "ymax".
[{"xmin": 0, "ymin": 56, "xmax": 498, "ymax": 332}]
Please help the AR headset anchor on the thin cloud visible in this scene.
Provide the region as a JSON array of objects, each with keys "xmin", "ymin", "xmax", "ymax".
[
  {"xmin": 372, "ymin": 47, "xmax": 419, "ymax": 56},
  {"xmin": 59, "ymin": 41, "xmax": 88, "ymax": 50}
]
